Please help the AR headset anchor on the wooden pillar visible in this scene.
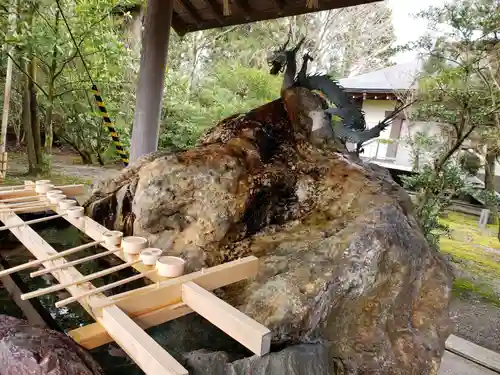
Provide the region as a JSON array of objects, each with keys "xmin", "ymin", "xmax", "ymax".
[{"xmin": 130, "ymin": 0, "xmax": 173, "ymax": 162}]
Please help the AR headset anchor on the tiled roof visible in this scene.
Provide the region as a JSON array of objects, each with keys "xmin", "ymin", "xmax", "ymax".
[{"xmin": 338, "ymin": 60, "xmax": 423, "ymax": 92}]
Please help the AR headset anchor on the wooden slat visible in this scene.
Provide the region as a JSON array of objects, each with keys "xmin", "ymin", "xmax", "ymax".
[
  {"xmin": 175, "ymin": 0, "xmax": 202, "ymax": 26},
  {"xmin": 71, "ymin": 256, "xmax": 259, "ymax": 349},
  {"xmin": 182, "ymin": 281, "xmax": 271, "ymax": 356},
  {"xmin": 0, "ymin": 208, "xmax": 103, "ymax": 315},
  {"xmin": 68, "ymin": 302, "xmax": 192, "ymax": 349},
  {"xmin": 0, "ymin": 184, "xmax": 84, "ymax": 200},
  {"xmin": 0, "ymin": 273, "xmax": 48, "ymax": 327},
  {"xmin": 0, "ymin": 207, "xmax": 188, "ymax": 375},
  {"xmin": 171, "ymin": 0, "xmax": 381, "ymax": 34},
  {"xmin": 100, "ymin": 305, "xmax": 188, "ymax": 375},
  {"xmin": 201, "ymin": 0, "xmax": 223, "ymax": 24},
  {"xmin": 91, "ymin": 256, "xmax": 259, "ymax": 315}
]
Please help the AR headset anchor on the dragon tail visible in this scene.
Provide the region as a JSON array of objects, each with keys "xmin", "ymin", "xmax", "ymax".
[{"xmin": 296, "ymin": 73, "xmax": 367, "ymax": 132}]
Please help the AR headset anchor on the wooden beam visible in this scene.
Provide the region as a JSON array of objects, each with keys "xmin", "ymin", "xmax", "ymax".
[
  {"xmin": 0, "ymin": 207, "xmax": 188, "ymax": 375},
  {"xmin": 91, "ymin": 256, "xmax": 259, "ymax": 314},
  {"xmin": 0, "ymin": 208, "xmax": 103, "ymax": 314},
  {"xmin": 70, "ymin": 257, "xmax": 261, "ymax": 349},
  {"xmin": 171, "ymin": 12, "xmax": 187, "ymax": 37},
  {"xmin": 182, "ymin": 281, "xmax": 271, "ymax": 356},
  {"xmin": 69, "ymin": 302, "xmax": 192, "ymax": 349},
  {"xmin": 0, "ymin": 184, "xmax": 84, "ymax": 200},
  {"xmin": 0, "ymin": 272, "xmax": 48, "ymax": 327},
  {"xmin": 98, "ymin": 305, "xmax": 188, "ymax": 375},
  {"xmin": 271, "ymin": 0, "xmax": 286, "ymax": 11},
  {"xmin": 202, "ymin": 0, "xmax": 223, "ymax": 24},
  {"xmin": 230, "ymin": 0, "xmax": 252, "ymax": 19},
  {"xmin": 176, "ymin": 0, "xmax": 202, "ymax": 26},
  {"xmin": 173, "ymin": 0, "xmax": 380, "ymax": 34}
]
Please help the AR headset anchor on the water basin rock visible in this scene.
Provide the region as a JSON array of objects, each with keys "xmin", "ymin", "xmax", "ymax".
[
  {"xmin": 85, "ymin": 87, "xmax": 454, "ymax": 374},
  {"xmin": 0, "ymin": 314, "xmax": 103, "ymax": 375}
]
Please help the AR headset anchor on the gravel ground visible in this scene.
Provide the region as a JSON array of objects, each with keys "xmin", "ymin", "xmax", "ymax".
[{"xmin": 450, "ymin": 297, "xmax": 500, "ymax": 353}]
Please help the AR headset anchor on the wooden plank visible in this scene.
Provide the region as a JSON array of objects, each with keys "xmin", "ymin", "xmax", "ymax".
[
  {"xmin": 91, "ymin": 256, "xmax": 260, "ymax": 315},
  {"xmin": 98, "ymin": 305, "xmax": 188, "ymax": 375},
  {"xmin": 182, "ymin": 281, "xmax": 271, "ymax": 356},
  {"xmin": 69, "ymin": 302, "xmax": 192, "ymax": 349},
  {"xmin": 446, "ymin": 334, "xmax": 500, "ymax": 373},
  {"xmin": 73, "ymin": 256, "xmax": 259, "ymax": 349},
  {"xmin": 0, "ymin": 273, "xmax": 47, "ymax": 327},
  {"xmin": 0, "ymin": 207, "xmax": 104, "ymax": 315},
  {"xmin": 0, "ymin": 184, "xmax": 84, "ymax": 200},
  {"xmin": 0, "ymin": 206, "xmax": 188, "ymax": 375},
  {"xmin": 172, "ymin": 0, "xmax": 381, "ymax": 34}
]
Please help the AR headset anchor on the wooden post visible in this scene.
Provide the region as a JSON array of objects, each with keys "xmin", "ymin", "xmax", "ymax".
[
  {"xmin": 130, "ymin": 0, "xmax": 173, "ymax": 162},
  {"xmin": 0, "ymin": 0, "xmax": 16, "ymax": 178},
  {"xmin": 479, "ymin": 209, "xmax": 490, "ymax": 229}
]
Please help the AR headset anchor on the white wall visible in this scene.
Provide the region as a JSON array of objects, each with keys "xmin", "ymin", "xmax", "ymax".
[
  {"xmin": 360, "ymin": 99, "xmax": 398, "ymax": 159},
  {"xmin": 395, "ymin": 120, "xmax": 445, "ymax": 168}
]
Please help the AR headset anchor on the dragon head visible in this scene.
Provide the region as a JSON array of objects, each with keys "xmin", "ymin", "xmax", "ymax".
[
  {"xmin": 266, "ymin": 34, "xmax": 306, "ymax": 75},
  {"xmin": 267, "ymin": 34, "xmax": 291, "ymax": 75}
]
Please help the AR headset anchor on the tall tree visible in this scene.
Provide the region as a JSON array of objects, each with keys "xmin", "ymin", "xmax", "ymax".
[{"xmin": 405, "ymin": 0, "xmax": 500, "ymax": 242}]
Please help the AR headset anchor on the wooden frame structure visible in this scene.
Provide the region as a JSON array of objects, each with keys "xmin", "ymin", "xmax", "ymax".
[{"xmin": 0, "ymin": 181, "xmax": 271, "ymax": 375}]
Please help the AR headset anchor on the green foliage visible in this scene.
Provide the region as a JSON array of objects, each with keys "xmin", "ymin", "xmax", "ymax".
[
  {"xmin": 0, "ymin": 0, "xmax": 398, "ymax": 167},
  {"xmin": 158, "ymin": 64, "xmax": 281, "ymax": 150},
  {"xmin": 458, "ymin": 150, "xmax": 482, "ymax": 175},
  {"xmin": 405, "ymin": 130, "xmax": 440, "ymax": 171},
  {"xmin": 403, "ymin": 162, "xmax": 473, "ymax": 246},
  {"xmin": 402, "ymin": 0, "xmax": 500, "ymax": 247}
]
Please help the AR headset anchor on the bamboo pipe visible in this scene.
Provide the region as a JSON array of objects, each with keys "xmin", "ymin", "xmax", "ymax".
[
  {"xmin": 0, "ymin": 184, "xmax": 29, "ymax": 191},
  {"xmin": 55, "ymin": 268, "xmax": 156, "ymax": 308},
  {"xmin": 0, "ymin": 213, "xmax": 66, "ymax": 232},
  {"xmin": 1, "ymin": 198, "xmax": 47, "ymax": 208},
  {"xmin": 0, "ymin": 240, "xmax": 105, "ymax": 278},
  {"xmin": 20, "ymin": 259, "xmax": 141, "ymax": 300},
  {"xmin": 0, "ymin": 195, "xmax": 41, "ymax": 203},
  {"xmin": 0, "ymin": 181, "xmax": 35, "ymax": 191},
  {"xmin": 0, "ymin": 202, "xmax": 52, "ymax": 213},
  {"xmin": 30, "ymin": 247, "xmax": 122, "ymax": 277}
]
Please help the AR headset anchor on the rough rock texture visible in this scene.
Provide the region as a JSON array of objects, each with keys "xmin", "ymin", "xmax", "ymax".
[
  {"xmin": 183, "ymin": 344, "xmax": 331, "ymax": 375},
  {"xmin": 86, "ymin": 87, "xmax": 454, "ymax": 374},
  {"xmin": 0, "ymin": 314, "xmax": 103, "ymax": 375}
]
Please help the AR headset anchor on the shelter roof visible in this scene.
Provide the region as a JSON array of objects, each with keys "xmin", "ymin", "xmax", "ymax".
[{"xmin": 171, "ymin": 0, "xmax": 382, "ymax": 35}]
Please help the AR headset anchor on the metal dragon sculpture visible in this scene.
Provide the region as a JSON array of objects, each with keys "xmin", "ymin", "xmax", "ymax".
[{"xmin": 266, "ymin": 35, "xmax": 415, "ymax": 154}]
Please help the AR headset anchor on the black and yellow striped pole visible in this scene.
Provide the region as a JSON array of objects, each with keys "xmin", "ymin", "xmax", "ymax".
[{"xmin": 91, "ymin": 84, "xmax": 129, "ymax": 167}]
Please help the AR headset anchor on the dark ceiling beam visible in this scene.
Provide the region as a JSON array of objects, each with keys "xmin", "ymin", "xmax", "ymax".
[
  {"xmin": 270, "ymin": 0, "xmax": 286, "ymax": 14},
  {"xmin": 170, "ymin": 0, "xmax": 382, "ymax": 34},
  {"xmin": 171, "ymin": 10, "xmax": 188, "ymax": 36},
  {"xmin": 177, "ymin": 0, "xmax": 203, "ymax": 27},
  {"xmin": 231, "ymin": 0, "xmax": 252, "ymax": 20},
  {"xmin": 202, "ymin": 0, "xmax": 224, "ymax": 24}
]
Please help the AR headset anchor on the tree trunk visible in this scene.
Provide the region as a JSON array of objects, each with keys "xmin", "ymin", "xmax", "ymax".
[
  {"xmin": 29, "ymin": 57, "xmax": 42, "ymax": 166},
  {"xmin": 44, "ymin": 10, "xmax": 60, "ymax": 154},
  {"xmin": 484, "ymin": 148, "xmax": 498, "ymax": 224},
  {"xmin": 22, "ymin": 71, "xmax": 37, "ymax": 174}
]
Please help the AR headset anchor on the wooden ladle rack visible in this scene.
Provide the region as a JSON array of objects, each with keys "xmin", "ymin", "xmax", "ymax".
[{"xmin": 0, "ymin": 180, "xmax": 270, "ymax": 375}]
